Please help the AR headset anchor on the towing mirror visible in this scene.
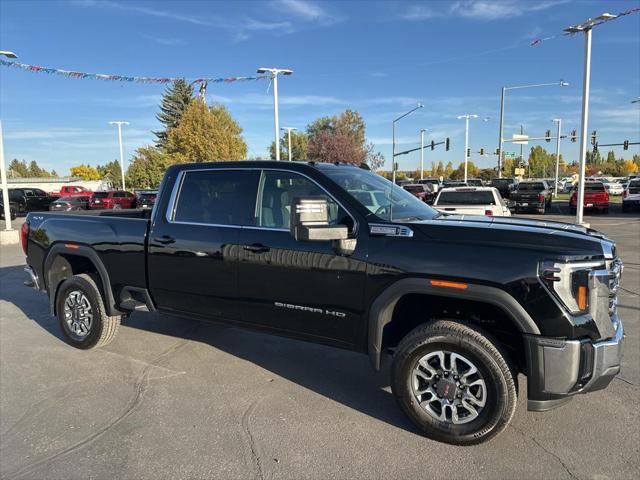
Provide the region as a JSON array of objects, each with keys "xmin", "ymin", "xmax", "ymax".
[{"xmin": 290, "ymin": 197, "xmax": 348, "ymax": 241}]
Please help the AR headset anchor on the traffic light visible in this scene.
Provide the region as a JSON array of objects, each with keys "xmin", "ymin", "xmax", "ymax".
[
  {"xmin": 479, "ymin": 148, "xmax": 485, "ymax": 155},
  {"xmin": 445, "ymin": 137, "xmax": 450, "ymax": 151},
  {"xmin": 593, "ymin": 142, "xmax": 598, "ymax": 153},
  {"xmin": 545, "ymin": 130, "xmax": 551, "ymax": 142},
  {"xmin": 495, "ymin": 148, "xmax": 500, "ymax": 155},
  {"xmin": 624, "ymin": 140, "xmax": 629, "ymax": 150},
  {"xmin": 430, "ymin": 140, "xmax": 435, "ymax": 151},
  {"xmin": 590, "ymin": 130, "xmax": 597, "ymax": 146},
  {"xmin": 466, "ymin": 148, "xmax": 471, "ymax": 157},
  {"xmin": 571, "ymin": 130, "xmax": 577, "ymax": 142}
]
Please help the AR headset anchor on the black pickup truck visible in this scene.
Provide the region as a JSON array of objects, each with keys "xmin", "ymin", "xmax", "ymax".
[
  {"xmin": 510, "ymin": 180, "xmax": 553, "ymax": 214},
  {"xmin": 22, "ymin": 161, "xmax": 624, "ymax": 445}
]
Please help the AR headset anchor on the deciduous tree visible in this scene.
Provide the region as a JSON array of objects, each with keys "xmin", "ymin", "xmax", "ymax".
[
  {"xmin": 126, "ymin": 147, "xmax": 169, "ymax": 189},
  {"xmin": 269, "ymin": 130, "xmax": 308, "ymax": 161},
  {"xmin": 70, "ymin": 164, "xmax": 100, "ymax": 181},
  {"xmin": 165, "ymin": 101, "xmax": 247, "ymax": 162}
]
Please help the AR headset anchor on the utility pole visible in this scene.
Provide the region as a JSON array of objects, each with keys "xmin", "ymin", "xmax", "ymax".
[
  {"xmin": 257, "ymin": 67, "xmax": 293, "ymax": 161},
  {"xmin": 281, "ymin": 127, "xmax": 297, "ymax": 161},
  {"xmin": 420, "ymin": 129, "xmax": 427, "ymax": 180},
  {"xmin": 565, "ymin": 12, "xmax": 617, "ymax": 225},
  {"xmin": 457, "ymin": 114, "xmax": 477, "ymax": 183},
  {"xmin": 392, "ymin": 103, "xmax": 423, "ymax": 184},
  {"xmin": 552, "ymin": 118, "xmax": 562, "ymax": 197},
  {"xmin": 109, "ymin": 121, "xmax": 129, "ymax": 190},
  {"xmin": 0, "ymin": 50, "xmax": 18, "ymax": 232}
]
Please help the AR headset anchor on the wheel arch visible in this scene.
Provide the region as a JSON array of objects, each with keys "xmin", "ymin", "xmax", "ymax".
[
  {"xmin": 45, "ymin": 244, "xmax": 122, "ymax": 317},
  {"xmin": 368, "ymin": 278, "xmax": 541, "ymax": 370}
]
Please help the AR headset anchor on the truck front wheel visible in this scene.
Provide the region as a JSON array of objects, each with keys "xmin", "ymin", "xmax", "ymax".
[
  {"xmin": 391, "ymin": 320, "xmax": 517, "ymax": 445},
  {"xmin": 56, "ymin": 274, "xmax": 121, "ymax": 349}
]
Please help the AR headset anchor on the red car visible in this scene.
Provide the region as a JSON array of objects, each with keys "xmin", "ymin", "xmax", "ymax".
[
  {"xmin": 89, "ymin": 191, "xmax": 136, "ymax": 210},
  {"xmin": 50, "ymin": 185, "xmax": 93, "ymax": 198},
  {"xmin": 402, "ymin": 184, "xmax": 435, "ymax": 204},
  {"xmin": 570, "ymin": 181, "xmax": 609, "ymax": 214}
]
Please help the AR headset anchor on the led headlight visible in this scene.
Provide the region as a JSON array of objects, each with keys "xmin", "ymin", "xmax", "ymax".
[{"xmin": 539, "ymin": 260, "xmax": 604, "ymax": 314}]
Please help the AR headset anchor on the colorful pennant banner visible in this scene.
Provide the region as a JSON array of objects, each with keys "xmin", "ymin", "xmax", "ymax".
[{"xmin": 0, "ymin": 59, "xmax": 269, "ymax": 85}]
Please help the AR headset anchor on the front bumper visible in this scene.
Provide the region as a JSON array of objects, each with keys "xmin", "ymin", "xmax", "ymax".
[{"xmin": 524, "ymin": 314, "xmax": 624, "ymax": 412}]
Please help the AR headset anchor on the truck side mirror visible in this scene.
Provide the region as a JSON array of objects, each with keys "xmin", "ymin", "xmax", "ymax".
[{"xmin": 290, "ymin": 197, "xmax": 348, "ymax": 241}]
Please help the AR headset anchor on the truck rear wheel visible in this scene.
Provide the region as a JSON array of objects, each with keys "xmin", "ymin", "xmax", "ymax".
[
  {"xmin": 56, "ymin": 274, "xmax": 121, "ymax": 349},
  {"xmin": 391, "ymin": 320, "xmax": 517, "ymax": 446}
]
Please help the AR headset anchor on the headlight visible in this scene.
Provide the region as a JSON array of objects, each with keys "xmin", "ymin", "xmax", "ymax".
[{"xmin": 539, "ymin": 260, "xmax": 604, "ymax": 314}]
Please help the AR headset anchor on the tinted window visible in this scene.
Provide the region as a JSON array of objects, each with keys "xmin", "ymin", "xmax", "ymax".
[
  {"xmin": 629, "ymin": 180, "xmax": 640, "ymax": 193},
  {"xmin": 33, "ymin": 189, "xmax": 47, "ymax": 196},
  {"xmin": 256, "ymin": 170, "xmax": 345, "ymax": 229},
  {"xmin": 437, "ymin": 191, "xmax": 496, "ymax": 205},
  {"xmin": 403, "ymin": 185, "xmax": 423, "ymax": 193},
  {"xmin": 174, "ymin": 169, "xmax": 259, "ymax": 225},
  {"xmin": 518, "ymin": 183, "xmax": 545, "ymax": 191},
  {"xmin": 9, "ymin": 190, "xmax": 22, "ymax": 200},
  {"xmin": 92, "ymin": 192, "xmax": 109, "ymax": 198},
  {"xmin": 585, "ymin": 183, "xmax": 605, "ymax": 192}
]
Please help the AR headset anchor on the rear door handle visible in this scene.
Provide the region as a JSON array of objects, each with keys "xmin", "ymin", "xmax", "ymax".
[
  {"xmin": 154, "ymin": 235, "xmax": 175, "ymax": 245},
  {"xmin": 243, "ymin": 243, "xmax": 270, "ymax": 254}
]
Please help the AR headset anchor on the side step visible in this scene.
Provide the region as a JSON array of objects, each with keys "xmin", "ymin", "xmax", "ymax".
[{"xmin": 118, "ymin": 287, "xmax": 156, "ymax": 313}]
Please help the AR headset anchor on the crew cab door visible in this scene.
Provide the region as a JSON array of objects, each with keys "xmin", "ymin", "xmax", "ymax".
[
  {"xmin": 237, "ymin": 169, "xmax": 367, "ymax": 347},
  {"xmin": 148, "ymin": 168, "xmax": 260, "ymax": 320}
]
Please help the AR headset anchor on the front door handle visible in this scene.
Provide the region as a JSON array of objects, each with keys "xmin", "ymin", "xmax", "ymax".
[
  {"xmin": 154, "ymin": 235, "xmax": 175, "ymax": 245},
  {"xmin": 243, "ymin": 243, "xmax": 270, "ymax": 254}
]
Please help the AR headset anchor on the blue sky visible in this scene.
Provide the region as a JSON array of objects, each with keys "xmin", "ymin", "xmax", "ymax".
[{"xmin": 1, "ymin": 0, "xmax": 639, "ymax": 175}]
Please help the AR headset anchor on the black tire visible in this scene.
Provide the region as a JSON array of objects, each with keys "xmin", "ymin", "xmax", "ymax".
[
  {"xmin": 56, "ymin": 274, "xmax": 121, "ymax": 349},
  {"xmin": 391, "ymin": 320, "xmax": 517, "ymax": 446}
]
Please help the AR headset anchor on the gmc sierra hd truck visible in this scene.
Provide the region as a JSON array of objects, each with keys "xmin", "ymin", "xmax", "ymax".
[{"xmin": 22, "ymin": 161, "xmax": 624, "ymax": 445}]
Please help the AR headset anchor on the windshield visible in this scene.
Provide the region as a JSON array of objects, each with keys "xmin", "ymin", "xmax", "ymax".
[
  {"xmin": 490, "ymin": 179, "xmax": 513, "ymax": 186},
  {"xmin": 92, "ymin": 192, "xmax": 109, "ymax": 198},
  {"xmin": 140, "ymin": 193, "xmax": 157, "ymax": 200},
  {"xmin": 56, "ymin": 196, "xmax": 74, "ymax": 202},
  {"xmin": 585, "ymin": 183, "xmax": 605, "ymax": 192},
  {"xmin": 437, "ymin": 191, "xmax": 496, "ymax": 205},
  {"xmin": 518, "ymin": 183, "xmax": 545, "ymax": 191},
  {"xmin": 323, "ymin": 168, "xmax": 438, "ymax": 222},
  {"xmin": 403, "ymin": 185, "xmax": 423, "ymax": 193}
]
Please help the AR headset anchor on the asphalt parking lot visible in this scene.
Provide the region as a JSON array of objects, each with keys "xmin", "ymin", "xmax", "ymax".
[{"xmin": 1, "ymin": 206, "xmax": 638, "ymax": 480}]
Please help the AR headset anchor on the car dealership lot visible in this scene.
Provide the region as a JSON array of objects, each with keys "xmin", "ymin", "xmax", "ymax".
[{"xmin": 1, "ymin": 211, "xmax": 638, "ymax": 480}]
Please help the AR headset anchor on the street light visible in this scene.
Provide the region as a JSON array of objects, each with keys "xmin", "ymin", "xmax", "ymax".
[
  {"xmin": 257, "ymin": 67, "xmax": 293, "ymax": 161},
  {"xmin": 552, "ymin": 118, "xmax": 562, "ymax": 198},
  {"xmin": 280, "ymin": 127, "xmax": 297, "ymax": 161},
  {"xmin": 1, "ymin": 50, "xmax": 18, "ymax": 232},
  {"xmin": 420, "ymin": 128, "xmax": 428, "ymax": 180},
  {"xmin": 109, "ymin": 121, "xmax": 129, "ymax": 190},
  {"xmin": 457, "ymin": 114, "xmax": 478, "ymax": 183},
  {"xmin": 392, "ymin": 103, "xmax": 423, "ymax": 184},
  {"xmin": 564, "ymin": 12, "xmax": 617, "ymax": 225},
  {"xmin": 497, "ymin": 80, "xmax": 569, "ymax": 178}
]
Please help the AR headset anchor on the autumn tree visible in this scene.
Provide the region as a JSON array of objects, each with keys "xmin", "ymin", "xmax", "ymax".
[
  {"xmin": 154, "ymin": 79, "xmax": 194, "ymax": 148},
  {"xmin": 126, "ymin": 147, "xmax": 169, "ymax": 189},
  {"xmin": 165, "ymin": 101, "xmax": 247, "ymax": 163},
  {"xmin": 444, "ymin": 161, "xmax": 454, "ymax": 178},
  {"xmin": 269, "ymin": 130, "xmax": 308, "ymax": 160},
  {"xmin": 308, "ymin": 130, "xmax": 364, "ymax": 164},
  {"xmin": 70, "ymin": 164, "xmax": 100, "ymax": 181}
]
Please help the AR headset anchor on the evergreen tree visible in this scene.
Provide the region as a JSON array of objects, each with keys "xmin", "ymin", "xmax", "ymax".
[
  {"xmin": 8, "ymin": 159, "xmax": 29, "ymax": 177},
  {"xmin": 606, "ymin": 150, "xmax": 616, "ymax": 163},
  {"xmin": 444, "ymin": 161, "xmax": 454, "ymax": 178},
  {"xmin": 269, "ymin": 130, "xmax": 309, "ymax": 160},
  {"xmin": 97, "ymin": 160, "xmax": 122, "ymax": 182},
  {"xmin": 154, "ymin": 79, "xmax": 194, "ymax": 148}
]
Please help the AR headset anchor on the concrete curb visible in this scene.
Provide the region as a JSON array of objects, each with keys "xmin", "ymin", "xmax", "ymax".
[{"xmin": 0, "ymin": 229, "xmax": 20, "ymax": 245}]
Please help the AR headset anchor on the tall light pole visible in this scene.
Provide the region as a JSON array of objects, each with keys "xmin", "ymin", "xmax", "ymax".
[
  {"xmin": 1, "ymin": 50, "xmax": 18, "ymax": 232},
  {"xmin": 392, "ymin": 103, "xmax": 423, "ymax": 184},
  {"xmin": 109, "ymin": 121, "xmax": 129, "ymax": 190},
  {"xmin": 420, "ymin": 128, "xmax": 428, "ymax": 180},
  {"xmin": 497, "ymin": 80, "xmax": 569, "ymax": 178},
  {"xmin": 281, "ymin": 127, "xmax": 297, "ymax": 161},
  {"xmin": 257, "ymin": 67, "xmax": 293, "ymax": 161},
  {"xmin": 457, "ymin": 114, "xmax": 478, "ymax": 183},
  {"xmin": 552, "ymin": 118, "xmax": 562, "ymax": 197},
  {"xmin": 565, "ymin": 12, "xmax": 617, "ymax": 225}
]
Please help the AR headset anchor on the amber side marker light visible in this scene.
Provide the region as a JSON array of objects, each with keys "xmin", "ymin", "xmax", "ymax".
[
  {"xmin": 430, "ymin": 279, "xmax": 468, "ymax": 290},
  {"xmin": 577, "ymin": 285, "xmax": 588, "ymax": 311}
]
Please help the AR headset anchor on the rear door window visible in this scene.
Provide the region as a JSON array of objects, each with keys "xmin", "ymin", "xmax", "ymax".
[{"xmin": 173, "ymin": 169, "xmax": 260, "ymax": 226}]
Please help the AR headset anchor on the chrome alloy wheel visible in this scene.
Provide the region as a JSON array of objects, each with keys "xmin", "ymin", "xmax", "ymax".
[
  {"xmin": 63, "ymin": 290, "xmax": 93, "ymax": 340},
  {"xmin": 412, "ymin": 351, "xmax": 487, "ymax": 424}
]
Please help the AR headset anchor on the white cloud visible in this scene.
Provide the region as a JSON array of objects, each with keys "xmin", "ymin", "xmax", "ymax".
[
  {"xmin": 140, "ymin": 34, "xmax": 186, "ymax": 46},
  {"xmin": 399, "ymin": 0, "xmax": 568, "ymax": 21},
  {"xmin": 272, "ymin": 0, "xmax": 344, "ymax": 25}
]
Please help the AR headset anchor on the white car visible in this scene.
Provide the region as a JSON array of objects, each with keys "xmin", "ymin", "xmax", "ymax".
[
  {"xmin": 602, "ymin": 180, "xmax": 624, "ymax": 196},
  {"xmin": 622, "ymin": 179, "xmax": 640, "ymax": 212},
  {"xmin": 433, "ymin": 186, "xmax": 511, "ymax": 216}
]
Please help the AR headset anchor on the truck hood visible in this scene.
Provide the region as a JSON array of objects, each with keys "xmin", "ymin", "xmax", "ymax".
[{"xmin": 408, "ymin": 214, "xmax": 611, "ymax": 257}]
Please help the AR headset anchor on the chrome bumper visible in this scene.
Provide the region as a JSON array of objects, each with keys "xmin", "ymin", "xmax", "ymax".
[
  {"xmin": 525, "ymin": 314, "xmax": 624, "ymax": 412},
  {"xmin": 24, "ymin": 265, "xmax": 40, "ymax": 290}
]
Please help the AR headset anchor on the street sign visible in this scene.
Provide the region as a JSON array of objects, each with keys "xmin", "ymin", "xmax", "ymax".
[
  {"xmin": 504, "ymin": 151, "xmax": 516, "ymax": 158},
  {"xmin": 514, "ymin": 167, "xmax": 525, "ymax": 175},
  {"xmin": 512, "ymin": 134, "xmax": 529, "ymax": 145}
]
